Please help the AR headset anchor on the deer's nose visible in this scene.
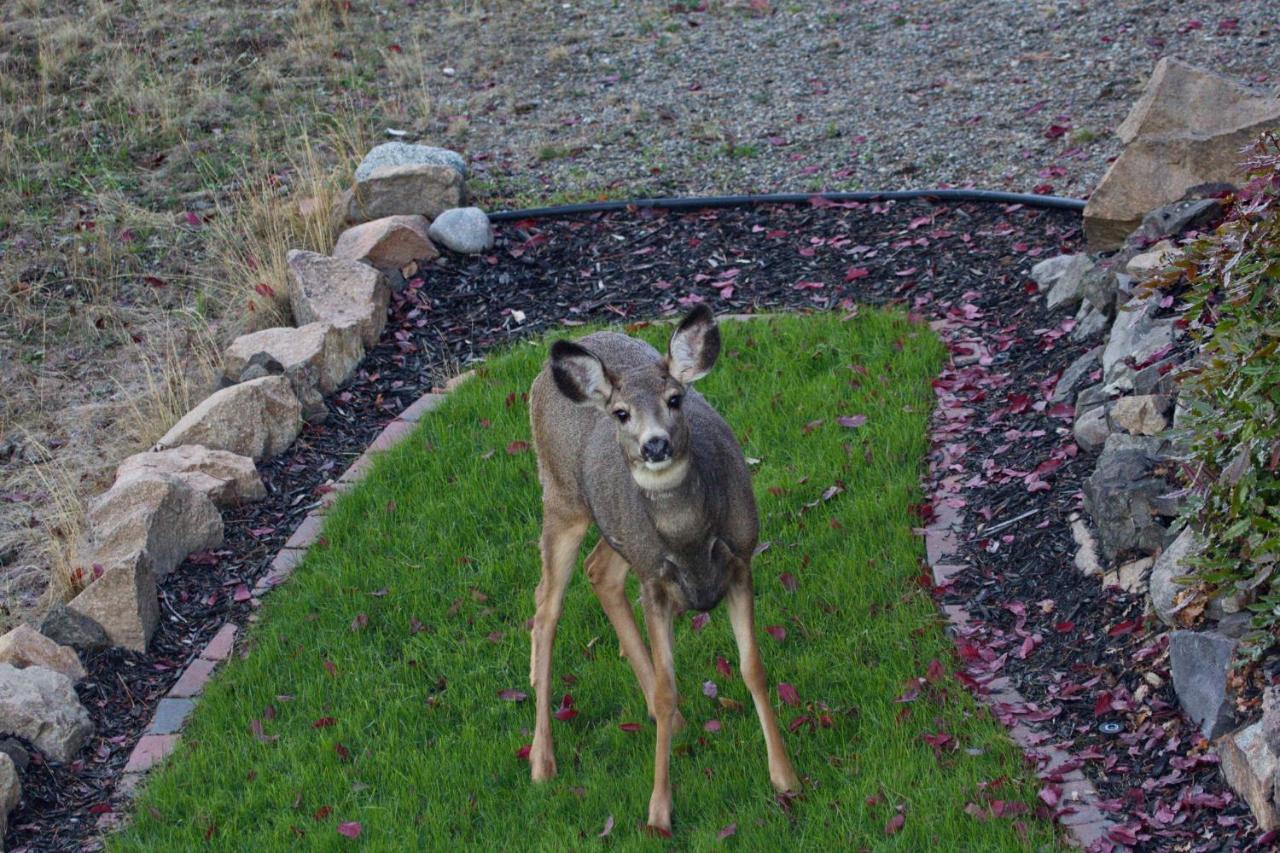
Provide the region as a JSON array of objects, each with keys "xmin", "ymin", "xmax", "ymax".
[{"xmin": 641, "ymin": 436, "xmax": 672, "ymax": 463}]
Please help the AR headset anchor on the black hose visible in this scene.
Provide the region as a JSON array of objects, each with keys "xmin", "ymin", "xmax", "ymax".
[{"xmin": 487, "ymin": 188, "xmax": 1085, "ymax": 222}]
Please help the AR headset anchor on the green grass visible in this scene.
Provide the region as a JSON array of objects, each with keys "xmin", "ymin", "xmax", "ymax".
[{"xmin": 113, "ymin": 312, "xmax": 1060, "ymax": 851}]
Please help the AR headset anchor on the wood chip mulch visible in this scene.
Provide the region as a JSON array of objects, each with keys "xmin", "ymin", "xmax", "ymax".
[{"xmin": 8, "ymin": 198, "xmax": 1261, "ymax": 852}]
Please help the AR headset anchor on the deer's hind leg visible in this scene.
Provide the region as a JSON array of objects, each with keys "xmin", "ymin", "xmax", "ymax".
[{"xmin": 528, "ymin": 505, "xmax": 589, "ymax": 782}]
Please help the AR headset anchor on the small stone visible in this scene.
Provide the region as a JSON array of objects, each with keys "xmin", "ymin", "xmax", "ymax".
[
  {"xmin": 1263, "ymin": 686, "xmax": 1280, "ymax": 756},
  {"xmin": 116, "ymin": 445, "xmax": 265, "ymax": 507},
  {"xmin": 1169, "ymin": 630, "xmax": 1236, "ymax": 740},
  {"xmin": 354, "ymin": 142, "xmax": 466, "ymax": 181},
  {"xmin": 1073, "ymin": 405, "xmax": 1111, "ymax": 453},
  {"xmin": 286, "ymin": 250, "xmax": 390, "ymax": 349},
  {"xmin": 1103, "ymin": 556, "xmax": 1152, "ymax": 593},
  {"xmin": 1045, "ymin": 254, "xmax": 1094, "ymax": 311},
  {"xmin": 346, "ymin": 163, "xmax": 464, "ymax": 224},
  {"xmin": 1083, "ymin": 434, "xmax": 1174, "ymax": 559},
  {"xmin": 0, "ymin": 663, "xmax": 93, "ymax": 763},
  {"xmin": 1050, "ymin": 346, "xmax": 1102, "ymax": 404},
  {"xmin": 224, "ymin": 322, "xmax": 364, "ymax": 396},
  {"xmin": 66, "ymin": 554, "xmax": 159, "ymax": 652},
  {"xmin": 156, "ymin": 375, "xmax": 302, "ymax": 462},
  {"xmin": 1103, "ymin": 296, "xmax": 1176, "ymax": 387},
  {"xmin": 1110, "ymin": 394, "xmax": 1171, "ymax": 436},
  {"xmin": 332, "ymin": 214, "xmax": 438, "ymax": 269},
  {"xmin": 0, "ymin": 625, "xmax": 85, "ymax": 680},
  {"xmin": 1125, "ymin": 240, "xmax": 1181, "ymax": 279},
  {"xmin": 38, "ymin": 605, "xmax": 109, "ymax": 653},
  {"xmin": 1216, "ymin": 722, "xmax": 1279, "ymax": 831},
  {"xmin": 1074, "ymin": 383, "xmax": 1111, "ymax": 418},
  {"xmin": 0, "ymin": 751, "xmax": 18, "ymax": 842},
  {"xmin": 1069, "ymin": 303, "xmax": 1109, "ymax": 343},
  {"xmin": 1130, "ymin": 198, "xmax": 1222, "ymax": 244},
  {"xmin": 1217, "ymin": 611, "xmax": 1253, "ymax": 639},
  {"xmin": 1029, "ymin": 254, "xmax": 1077, "ymax": 292},
  {"xmin": 1150, "ymin": 527, "xmax": 1205, "ymax": 626},
  {"xmin": 1080, "ymin": 263, "xmax": 1123, "ymax": 316},
  {"xmin": 428, "ymin": 207, "xmax": 494, "ymax": 254}
]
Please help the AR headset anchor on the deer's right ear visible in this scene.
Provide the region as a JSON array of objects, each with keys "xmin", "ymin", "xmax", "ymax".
[{"xmin": 550, "ymin": 340, "xmax": 614, "ymax": 407}]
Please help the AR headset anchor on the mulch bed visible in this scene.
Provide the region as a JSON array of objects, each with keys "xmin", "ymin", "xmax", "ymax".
[{"xmin": 7, "ymin": 198, "xmax": 1260, "ymax": 851}]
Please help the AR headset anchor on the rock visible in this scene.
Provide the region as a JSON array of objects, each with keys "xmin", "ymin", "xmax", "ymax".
[
  {"xmin": 1218, "ymin": 611, "xmax": 1253, "ymax": 639},
  {"xmin": 1070, "ymin": 303, "xmax": 1110, "ymax": 343},
  {"xmin": 1111, "ymin": 394, "xmax": 1171, "ymax": 436},
  {"xmin": 116, "ymin": 445, "xmax": 265, "ymax": 507},
  {"xmin": 1084, "ymin": 58, "xmax": 1280, "ymax": 249},
  {"xmin": 1130, "ymin": 198, "xmax": 1222, "ymax": 245},
  {"xmin": 354, "ymin": 142, "xmax": 466, "ymax": 181},
  {"xmin": 1045, "ymin": 254, "xmax": 1094, "ymax": 311},
  {"xmin": 65, "ymin": 554, "xmax": 159, "ymax": 652},
  {"xmin": 1103, "ymin": 556, "xmax": 1152, "ymax": 594},
  {"xmin": 0, "ymin": 751, "xmax": 17, "ymax": 842},
  {"xmin": 38, "ymin": 605, "xmax": 109, "ymax": 653},
  {"xmin": 1102, "ymin": 296, "xmax": 1176, "ymax": 387},
  {"xmin": 1264, "ymin": 686, "xmax": 1280, "ymax": 756},
  {"xmin": 0, "ymin": 625, "xmax": 85, "ymax": 680},
  {"xmin": 1080, "ymin": 263, "xmax": 1123, "ymax": 316},
  {"xmin": 427, "ymin": 207, "xmax": 494, "ymax": 254},
  {"xmin": 1072, "ymin": 518, "xmax": 1102, "ymax": 576},
  {"xmin": 79, "ymin": 472, "xmax": 223, "ymax": 579},
  {"xmin": 1073, "ymin": 405, "xmax": 1111, "ymax": 453},
  {"xmin": 1150, "ymin": 527, "xmax": 1205, "ymax": 626},
  {"xmin": 0, "ymin": 738, "xmax": 28, "ymax": 773},
  {"xmin": 224, "ymin": 322, "xmax": 364, "ymax": 398},
  {"xmin": 1075, "ymin": 383, "xmax": 1111, "ymax": 418},
  {"xmin": 156, "ymin": 375, "xmax": 302, "ymax": 462},
  {"xmin": 1029, "ymin": 254, "xmax": 1077, "ymax": 292},
  {"xmin": 1050, "ymin": 346, "xmax": 1102, "ymax": 404},
  {"xmin": 332, "ymin": 214, "xmax": 438, "ymax": 269},
  {"xmin": 1083, "ymin": 434, "xmax": 1175, "ymax": 559},
  {"xmin": 1217, "ymin": 722, "xmax": 1279, "ymax": 830},
  {"xmin": 1170, "ymin": 630, "xmax": 1237, "ymax": 740},
  {"xmin": 1129, "ymin": 358, "xmax": 1179, "ymax": 397},
  {"xmin": 286, "ymin": 250, "xmax": 390, "ymax": 349},
  {"xmin": 346, "ymin": 163, "xmax": 464, "ymax": 224},
  {"xmin": 1125, "ymin": 240, "xmax": 1181, "ymax": 279},
  {"xmin": 0, "ymin": 663, "xmax": 93, "ymax": 762}
]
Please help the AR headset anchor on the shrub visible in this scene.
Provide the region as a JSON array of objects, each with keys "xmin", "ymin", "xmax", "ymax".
[{"xmin": 1173, "ymin": 130, "xmax": 1280, "ymax": 651}]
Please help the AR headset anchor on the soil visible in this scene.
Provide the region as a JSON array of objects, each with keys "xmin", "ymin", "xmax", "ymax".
[{"xmin": 5, "ymin": 198, "xmax": 1263, "ymax": 851}]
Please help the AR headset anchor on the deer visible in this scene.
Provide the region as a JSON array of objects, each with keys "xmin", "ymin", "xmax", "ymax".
[{"xmin": 527, "ymin": 304, "xmax": 800, "ymax": 833}]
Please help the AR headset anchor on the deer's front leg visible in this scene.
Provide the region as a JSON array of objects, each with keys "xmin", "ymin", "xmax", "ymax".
[
  {"xmin": 529, "ymin": 513, "xmax": 588, "ymax": 782},
  {"xmin": 641, "ymin": 589, "xmax": 678, "ymax": 833},
  {"xmin": 726, "ymin": 569, "xmax": 801, "ymax": 794}
]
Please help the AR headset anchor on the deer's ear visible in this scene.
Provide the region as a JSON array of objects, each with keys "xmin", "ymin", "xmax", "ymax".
[
  {"xmin": 667, "ymin": 304, "xmax": 720, "ymax": 384},
  {"xmin": 550, "ymin": 340, "xmax": 614, "ymax": 407}
]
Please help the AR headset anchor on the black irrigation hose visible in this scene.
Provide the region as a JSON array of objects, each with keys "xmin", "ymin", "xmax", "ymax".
[{"xmin": 487, "ymin": 188, "xmax": 1086, "ymax": 222}]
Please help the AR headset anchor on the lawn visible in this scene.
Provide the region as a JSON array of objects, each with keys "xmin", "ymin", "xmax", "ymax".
[{"xmin": 113, "ymin": 311, "xmax": 1059, "ymax": 850}]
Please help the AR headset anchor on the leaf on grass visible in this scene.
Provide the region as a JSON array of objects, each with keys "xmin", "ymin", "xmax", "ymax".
[
  {"xmin": 313, "ymin": 805, "xmax": 333, "ymax": 821},
  {"xmin": 497, "ymin": 689, "xmax": 527, "ymax": 702},
  {"xmin": 764, "ymin": 625, "xmax": 787, "ymax": 642},
  {"xmin": 704, "ymin": 719, "xmax": 722, "ymax": 733},
  {"xmin": 506, "ymin": 440, "xmax": 530, "ymax": 454},
  {"xmin": 779, "ymin": 573, "xmax": 798, "ymax": 592},
  {"xmin": 885, "ymin": 807, "xmax": 906, "ymax": 835},
  {"xmin": 717, "ymin": 822, "xmax": 738, "ymax": 840},
  {"xmin": 554, "ymin": 693, "xmax": 578, "ymax": 721},
  {"xmin": 336, "ymin": 821, "xmax": 362, "ymax": 838},
  {"xmin": 837, "ymin": 414, "xmax": 867, "ymax": 429},
  {"xmin": 702, "ymin": 680, "xmax": 718, "ymax": 699},
  {"xmin": 350, "ymin": 613, "xmax": 369, "ymax": 632},
  {"xmin": 619, "ymin": 722, "xmax": 642, "ymax": 733},
  {"xmin": 312, "ymin": 717, "xmax": 337, "ymax": 728},
  {"xmin": 516, "ymin": 744, "xmax": 532, "ymax": 760},
  {"xmin": 691, "ymin": 612, "xmax": 710, "ymax": 632},
  {"xmin": 778, "ymin": 682, "xmax": 800, "ymax": 706},
  {"xmin": 598, "ymin": 815, "xmax": 614, "ymax": 838},
  {"xmin": 716, "ymin": 655, "xmax": 734, "ymax": 678}
]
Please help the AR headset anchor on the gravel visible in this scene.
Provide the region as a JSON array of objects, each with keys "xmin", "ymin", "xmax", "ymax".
[{"xmin": 410, "ymin": 1, "xmax": 1278, "ymax": 203}]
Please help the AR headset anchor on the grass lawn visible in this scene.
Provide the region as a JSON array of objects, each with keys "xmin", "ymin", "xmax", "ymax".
[{"xmin": 113, "ymin": 311, "xmax": 1059, "ymax": 850}]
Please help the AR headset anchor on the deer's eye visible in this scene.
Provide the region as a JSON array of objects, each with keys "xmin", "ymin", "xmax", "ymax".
[
  {"xmin": 613, "ymin": 409, "xmax": 629, "ymax": 423},
  {"xmin": 667, "ymin": 394, "xmax": 683, "ymax": 410}
]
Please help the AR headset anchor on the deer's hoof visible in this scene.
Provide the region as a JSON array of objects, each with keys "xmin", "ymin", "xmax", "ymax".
[
  {"xmin": 770, "ymin": 763, "xmax": 801, "ymax": 794},
  {"xmin": 529, "ymin": 745, "xmax": 556, "ymax": 782},
  {"xmin": 646, "ymin": 797, "xmax": 673, "ymax": 836}
]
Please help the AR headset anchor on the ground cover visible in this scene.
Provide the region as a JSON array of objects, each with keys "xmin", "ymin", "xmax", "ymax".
[{"xmin": 111, "ymin": 312, "xmax": 1061, "ymax": 850}]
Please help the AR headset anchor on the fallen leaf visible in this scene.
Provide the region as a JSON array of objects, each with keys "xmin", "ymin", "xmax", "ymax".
[
  {"xmin": 497, "ymin": 689, "xmax": 527, "ymax": 702},
  {"xmin": 717, "ymin": 822, "xmax": 738, "ymax": 840},
  {"xmin": 778, "ymin": 682, "xmax": 800, "ymax": 706},
  {"xmin": 336, "ymin": 821, "xmax": 362, "ymax": 838},
  {"xmin": 764, "ymin": 625, "xmax": 787, "ymax": 642},
  {"xmin": 619, "ymin": 722, "xmax": 642, "ymax": 733},
  {"xmin": 837, "ymin": 414, "xmax": 867, "ymax": 429},
  {"xmin": 598, "ymin": 815, "xmax": 614, "ymax": 838}
]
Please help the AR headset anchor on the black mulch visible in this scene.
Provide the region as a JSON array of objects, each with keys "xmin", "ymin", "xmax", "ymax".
[{"xmin": 5, "ymin": 198, "xmax": 1258, "ymax": 852}]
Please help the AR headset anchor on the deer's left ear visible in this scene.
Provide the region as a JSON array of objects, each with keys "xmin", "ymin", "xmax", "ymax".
[{"xmin": 667, "ymin": 303, "xmax": 720, "ymax": 384}]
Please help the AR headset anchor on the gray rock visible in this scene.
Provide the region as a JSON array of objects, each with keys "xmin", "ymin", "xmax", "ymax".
[
  {"xmin": 0, "ymin": 737, "xmax": 28, "ymax": 772},
  {"xmin": 1073, "ymin": 405, "xmax": 1111, "ymax": 453},
  {"xmin": 1029, "ymin": 254, "xmax": 1076, "ymax": 292},
  {"xmin": 1051, "ymin": 346, "xmax": 1102, "ymax": 404},
  {"xmin": 1083, "ymin": 434, "xmax": 1174, "ymax": 559},
  {"xmin": 1102, "ymin": 295, "xmax": 1176, "ymax": 388},
  {"xmin": 1217, "ymin": 611, "xmax": 1254, "ymax": 639},
  {"xmin": 1075, "ymin": 383, "xmax": 1111, "ymax": 418},
  {"xmin": 1217, "ymin": 721, "xmax": 1279, "ymax": 830},
  {"xmin": 1130, "ymin": 198, "xmax": 1222, "ymax": 245},
  {"xmin": 1129, "ymin": 357, "xmax": 1179, "ymax": 397},
  {"xmin": 0, "ymin": 663, "xmax": 93, "ymax": 762},
  {"xmin": 0, "ymin": 750, "xmax": 17, "ymax": 842},
  {"xmin": 428, "ymin": 207, "xmax": 494, "ymax": 254},
  {"xmin": 38, "ymin": 604, "xmax": 109, "ymax": 653},
  {"xmin": 1081, "ymin": 264, "xmax": 1122, "ymax": 316},
  {"xmin": 1045, "ymin": 254, "xmax": 1094, "ymax": 311},
  {"xmin": 1264, "ymin": 686, "xmax": 1280, "ymax": 756},
  {"xmin": 346, "ymin": 164, "xmax": 464, "ymax": 224},
  {"xmin": 354, "ymin": 142, "xmax": 466, "ymax": 182},
  {"xmin": 1169, "ymin": 630, "xmax": 1237, "ymax": 740},
  {"xmin": 1069, "ymin": 303, "xmax": 1110, "ymax": 342},
  {"xmin": 1150, "ymin": 526, "xmax": 1205, "ymax": 626},
  {"xmin": 238, "ymin": 364, "xmax": 271, "ymax": 383}
]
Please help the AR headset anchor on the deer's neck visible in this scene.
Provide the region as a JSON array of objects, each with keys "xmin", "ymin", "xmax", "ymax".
[{"xmin": 638, "ymin": 460, "xmax": 712, "ymax": 548}]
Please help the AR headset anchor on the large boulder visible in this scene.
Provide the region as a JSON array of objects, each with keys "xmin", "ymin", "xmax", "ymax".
[
  {"xmin": 1170, "ymin": 630, "xmax": 1237, "ymax": 740},
  {"xmin": 0, "ymin": 625, "xmax": 85, "ymax": 680},
  {"xmin": 428, "ymin": 207, "xmax": 494, "ymax": 254},
  {"xmin": 0, "ymin": 663, "xmax": 93, "ymax": 763},
  {"xmin": 116, "ymin": 445, "xmax": 265, "ymax": 507},
  {"xmin": 1084, "ymin": 58, "xmax": 1280, "ymax": 249},
  {"xmin": 1217, "ymin": 722, "xmax": 1279, "ymax": 831},
  {"xmin": 0, "ymin": 750, "xmax": 18, "ymax": 842},
  {"xmin": 346, "ymin": 165, "xmax": 464, "ymax": 224},
  {"xmin": 224, "ymin": 322, "xmax": 364, "ymax": 397},
  {"xmin": 1149, "ymin": 526, "xmax": 1205, "ymax": 626},
  {"xmin": 354, "ymin": 142, "xmax": 466, "ymax": 181},
  {"xmin": 78, "ymin": 472, "xmax": 223, "ymax": 579},
  {"xmin": 1082, "ymin": 434, "xmax": 1176, "ymax": 558},
  {"xmin": 332, "ymin": 214, "xmax": 437, "ymax": 269},
  {"xmin": 286, "ymin": 250, "xmax": 390, "ymax": 349},
  {"xmin": 156, "ymin": 375, "xmax": 302, "ymax": 461},
  {"xmin": 65, "ymin": 554, "xmax": 159, "ymax": 652}
]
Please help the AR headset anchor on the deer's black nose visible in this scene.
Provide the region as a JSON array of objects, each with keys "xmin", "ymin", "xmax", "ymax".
[{"xmin": 641, "ymin": 436, "xmax": 672, "ymax": 463}]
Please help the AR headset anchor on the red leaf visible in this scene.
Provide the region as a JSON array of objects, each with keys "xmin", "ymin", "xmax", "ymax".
[
  {"xmin": 764, "ymin": 625, "xmax": 787, "ymax": 642},
  {"xmin": 704, "ymin": 719, "xmax": 722, "ymax": 733},
  {"xmin": 554, "ymin": 693, "xmax": 577, "ymax": 721},
  {"xmin": 925, "ymin": 658, "xmax": 944, "ymax": 683},
  {"xmin": 333, "ymin": 742, "xmax": 350, "ymax": 761},
  {"xmin": 233, "ymin": 584, "xmax": 251, "ymax": 603},
  {"xmin": 844, "ymin": 266, "xmax": 870, "ymax": 281},
  {"xmin": 717, "ymin": 822, "xmax": 738, "ymax": 840},
  {"xmin": 836, "ymin": 414, "xmax": 867, "ymax": 429},
  {"xmin": 323, "ymin": 660, "xmax": 337, "ymax": 677},
  {"xmin": 777, "ymin": 682, "xmax": 800, "ymax": 706},
  {"xmin": 516, "ymin": 743, "xmax": 532, "ymax": 760},
  {"xmin": 497, "ymin": 689, "xmax": 527, "ymax": 702},
  {"xmin": 715, "ymin": 655, "xmax": 733, "ymax": 678},
  {"xmin": 885, "ymin": 809, "xmax": 906, "ymax": 835},
  {"xmin": 314, "ymin": 805, "xmax": 333, "ymax": 821},
  {"xmin": 506, "ymin": 440, "xmax": 530, "ymax": 454},
  {"xmin": 779, "ymin": 572, "xmax": 798, "ymax": 592},
  {"xmin": 312, "ymin": 717, "xmax": 337, "ymax": 728},
  {"xmin": 619, "ymin": 722, "xmax": 642, "ymax": 733},
  {"xmin": 336, "ymin": 821, "xmax": 362, "ymax": 838},
  {"xmin": 691, "ymin": 612, "xmax": 710, "ymax": 632}
]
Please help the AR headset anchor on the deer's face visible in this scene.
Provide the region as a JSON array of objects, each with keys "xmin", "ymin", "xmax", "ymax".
[{"xmin": 550, "ymin": 305, "xmax": 721, "ymax": 492}]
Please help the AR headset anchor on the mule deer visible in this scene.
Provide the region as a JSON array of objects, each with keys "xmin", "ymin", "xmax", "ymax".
[{"xmin": 527, "ymin": 305, "xmax": 800, "ymax": 832}]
